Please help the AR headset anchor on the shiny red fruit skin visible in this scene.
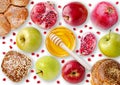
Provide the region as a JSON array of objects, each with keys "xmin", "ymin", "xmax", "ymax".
[
  {"xmin": 62, "ymin": 2, "xmax": 88, "ymax": 26},
  {"xmin": 91, "ymin": 1, "xmax": 118, "ymax": 29},
  {"xmin": 62, "ymin": 60, "xmax": 85, "ymax": 84}
]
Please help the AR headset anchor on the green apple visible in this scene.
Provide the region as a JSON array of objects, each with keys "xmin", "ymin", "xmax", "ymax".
[
  {"xmin": 16, "ymin": 27, "xmax": 42, "ymax": 52},
  {"xmin": 99, "ymin": 32, "xmax": 120, "ymax": 57},
  {"xmin": 35, "ymin": 56, "xmax": 60, "ymax": 80}
]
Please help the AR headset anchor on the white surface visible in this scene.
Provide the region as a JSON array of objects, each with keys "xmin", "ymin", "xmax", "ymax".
[{"xmin": 0, "ymin": 0, "xmax": 120, "ymax": 85}]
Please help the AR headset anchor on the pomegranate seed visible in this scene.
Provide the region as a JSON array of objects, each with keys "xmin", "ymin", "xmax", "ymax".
[
  {"xmin": 79, "ymin": 30, "xmax": 83, "ymax": 33},
  {"xmin": 88, "ymin": 58, "xmax": 91, "ymax": 61},
  {"xmin": 36, "ymin": 54, "xmax": 39, "ymax": 57},
  {"xmin": 76, "ymin": 50, "xmax": 79, "ymax": 53},
  {"xmin": 59, "ymin": 22, "xmax": 62, "ymax": 25},
  {"xmin": 26, "ymin": 79, "xmax": 30, "ymax": 83},
  {"xmin": 84, "ymin": 25, "xmax": 88, "ymax": 28},
  {"xmin": 3, "ymin": 78, "xmax": 6, "ymax": 81},
  {"xmin": 96, "ymin": 31, "xmax": 101, "ymax": 35},
  {"xmin": 91, "ymin": 54, "xmax": 94, "ymax": 57},
  {"xmin": 13, "ymin": 32, "xmax": 16, "ymax": 36},
  {"xmin": 41, "ymin": 50, "xmax": 45, "ymax": 53},
  {"xmin": 73, "ymin": 28, "xmax": 76, "ymax": 31},
  {"xmin": 116, "ymin": 1, "xmax": 119, "ymax": 5},
  {"xmin": 56, "ymin": 80, "xmax": 60, "ymax": 84},
  {"xmin": 89, "ymin": 27, "xmax": 93, "ymax": 29},
  {"xmin": 2, "ymin": 42, "xmax": 6, "ymax": 44},
  {"xmin": 10, "ymin": 39, "xmax": 13, "ymax": 42},
  {"xmin": 61, "ymin": 60, "xmax": 65, "ymax": 63},
  {"xmin": 31, "ymin": 53, "xmax": 35, "ymax": 55},
  {"xmin": 58, "ymin": 5, "xmax": 62, "ymax": 8},
  {"xmin": 37, "ymin": 80, "xmax": 40, "ymax": 84},
  {"xmin": 2, "ymin": 37, "xmax": 5, "ymax": 39},
  {"xmin": 9, "ymin": 46, "xmax": 13, "ymax": 49},
  {"xmin": 98, "ymin": 54, "xmax": 102, "ymax": 57},
  {"xmin": 29, "ymin": 22, "xmax": 32, "ymax": 25},
  {"xmin": 30, "ymin": 1, "xmax": 34, "ymax": 5},
  {"xmin": 86, "ymin": 80, "xmax": 89, "ymax": 82},
  {"xmin": 87, "ymin": 74, "xmax": 90, "ymax": 77},
  {"xmin": 43, "ymin": 31, "xmax": 47, "ymax": 34},
  {"xmin": 31, "ymin": 69, "xmax": 34, "ymax": 73},
  {"xmin": 13, "ymin": 42, "xmax": 16, "ymax": 45},
  {"xmin": 33, "ymin": 76, "xmax": 37, "ymax": 79},
  {"xmin": 78, "ymin": 35, "xmax": 81, "ymax": 39},
  {"xmin": 88, "ymin": 3, "xmax": 92, "ymax": 7},
  {"xmin": 3, "ymin": 52, "xmax": 6, "ymax": 55},
  {"xmin": 116, "ymin": 28, "xmax": 119, "ymax": 32}
]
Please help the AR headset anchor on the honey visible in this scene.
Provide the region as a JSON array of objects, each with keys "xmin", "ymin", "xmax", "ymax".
[{"xmin": 45, "ymin": 26, "xmax": 76, "ymax": 57}]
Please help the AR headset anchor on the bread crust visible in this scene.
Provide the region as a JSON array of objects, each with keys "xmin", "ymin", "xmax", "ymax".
[
  {"xmin": 91, "ymin": 59, "xmax": 120, "ymax": 85},
  {"xmin": 0, "ymin": 0, "xmax": 10, "ymax": 13},
  {"xmin": 11, "ymin": 0, "xmax": 29, "ymax": 6},
  {"xmin": 1, "ymin": 51, "xmax": 31, "ymax": 82}
]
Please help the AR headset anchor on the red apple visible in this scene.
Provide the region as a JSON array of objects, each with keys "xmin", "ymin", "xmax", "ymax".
[
  {"xmin": 62, "ymin": 60, "xmax": 85, "ymax": 84},
  {"xmin": 62, "ymin": 2, "xmax": 88, "ymax": 26},
  {"xmin": 91, "ymin": 1, "xmax": 118, "ymax": 30}
]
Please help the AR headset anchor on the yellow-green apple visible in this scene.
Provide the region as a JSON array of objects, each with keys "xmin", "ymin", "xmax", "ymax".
[
  {"xmin": 35, "ymin": 56, "xmax": 60, "ymax": 80},
  {"xmin": 16, "ymin": 27, "xmax": 42, "ymax": 52},
  {"xmin": 99, "ymin": 32, "xmax": 120, "ymax": 57}
]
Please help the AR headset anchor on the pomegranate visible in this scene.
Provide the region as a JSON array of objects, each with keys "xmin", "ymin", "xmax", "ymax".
[
  {"xmin": 62, "ymin": 2, "xmax": 88, "ymax": 26},
  {"xmin": 91, "ymin": 1, "xmax": 118, "ymax": 30},
  {"xmin": 80, "ymin": 32, "xmax": 97, "ymax": 56},
  {"xmin": 31, "ymin": 2, "xmax": 58, "ymax": 29}
]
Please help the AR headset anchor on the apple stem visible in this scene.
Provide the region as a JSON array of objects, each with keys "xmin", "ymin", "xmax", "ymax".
[
  {"xmin": 108, "ymin": 30, "xmax": 111, "ymax": 41},
  {"xmin": 64, "ymin": 16, "xmax": 69, "ymax": 20},
  {"xmin": 36, "ymin": 70, "xmax": 43, "ymax": 75}
]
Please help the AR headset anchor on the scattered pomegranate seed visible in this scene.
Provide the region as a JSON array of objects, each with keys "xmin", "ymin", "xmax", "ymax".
[
  {"xmin": 91, "ymin": 54, "xmax": 94, "ymax": 57},
  {"xmin": 3, "ymin": 78, "xmax": 6, "ymax": 81},
  {"xmin": 2, "ymin": 41, "xmax": 6, "ymax": 44},
  {"xmin": 56, "ymin": 80, "xmax": 60, "ymax": 84},
  {"xmin": 29, "ymin": 22, "xmax": 32, "ymax": 25},
  {"xmin": 44, "ymin": 31, "xmax": 47, "ymax": 34},
  {"xmin": 89, "ymin": 27, "xmax": 93, "ymax": 29},
  {"xmin": 2, "ymin": 52, "xmax": 6, "ymax": 55},
  {"xmin": 78, "ymin": 35, "xmax": 81, "ymax": 39},
  {"xmin": 31, "ymin": 53, "xmax": 35, "ymax": 55},
  {"xmin": 9, "ymin": 46, "xmax": 13, "ymax": 49},
  {"xmin": 116, "ymin": 28, "xmax": 119, "ymax": 32},
  {"xmin": 36, "ymin": 54, "xmax": 39, "ymax": 57},
  {"xmin": 58, "ymin": 5, "xmax": 62, "ymax": 8},
  {"xmin": 37, "ymin": 80, "xmax": 40, "ymax": 84},
  {"xmin": 31, "ymin": 69, "xmax": 34, "ymax": 73},
  {"xmin": 10, "ymin": 39, "xmax": 13, "ymax": 42},
  {"xmin": 84, "ymin": 25, "xmax": 88, "ymax": 28},
  {"xmin": 96, "ymin": 31, "xmax": 101, "ymax": 35},
  {"xmin": 61, "ymin": 60, "xmax": 65, "ymax": 63},
  {"xmin": 116, "ymin": 1, "xmax": 119, "ymax": 5},
  {"xmin": 59, "ymin": 22, "xmax": 62, "ymax": 25},
  {"xmin": 26, "ymin": 79, "xmax": 30, "ymax": 83},
  {"xmin": 86, "ymin": 80, "xmax": 89, "ymax": 82},
  {"xmin": 41, "ymin": 50, "xmax": 45, "ymax": 53},
  {"xmin": 13, "ymin": 32, "xmax": 16, "ymax": 36},
  {"xmin": 2, "ymin": 37, "xmax": 5, "ymax": 39},
  {"xmin": 87, "ymin": 74, "xmax": 90, "ymax": 77},
  {"xmin": 88, "ymin": 58, "xmax": 91, "ymax": 61},
  {"xmin": 79, "ymin": 30, "xmax": 83, "ymax": 33},
  {"xmin": 73, "ymin": 28, "xmax": 76, "ymax": 31},
  {"xmin": 98, "ymin": 54, "xmax": 102, "ymax": 57},
  {"xmin": 30, "ymin": 1, "xmax": 34, "ymax": 5},
  {"xmin": 13, "ymin": 42, "xmax": 16, "ymax": 45},
  {"xmin": 76, "ymin": 50, "xmax": 79, "ymax": 53},
  {"xmin": 33, "ymin": 76, "xmax": 37, "ymax": 79},
  {"xmin": 88, "ymin": 3, "xmax": 92, "ymax": 7}
]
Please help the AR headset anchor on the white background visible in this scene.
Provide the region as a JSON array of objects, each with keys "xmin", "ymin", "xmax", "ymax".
[{"xmin": 0, "ymin": 0, "xmax": 120, "ymax": 85}]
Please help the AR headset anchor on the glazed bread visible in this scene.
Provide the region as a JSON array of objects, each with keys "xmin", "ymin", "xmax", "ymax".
[
  {"xmin": 1, "ymin": 51, "xmax": 31, "ymax": 82},
  {"xmin": 0, "ymin": 14, "xmax": 11, "ymax": 36},
  {"xmin": 11, "ymin": 0, "xmax": 29, "ymax": 6},
  {"xmin": 4, "ymin": 5, "xmax": 28, "ymax": 30},
  {"xmin": 91, "ymin": 59, "xmax": 120, "ymax": 85}
]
